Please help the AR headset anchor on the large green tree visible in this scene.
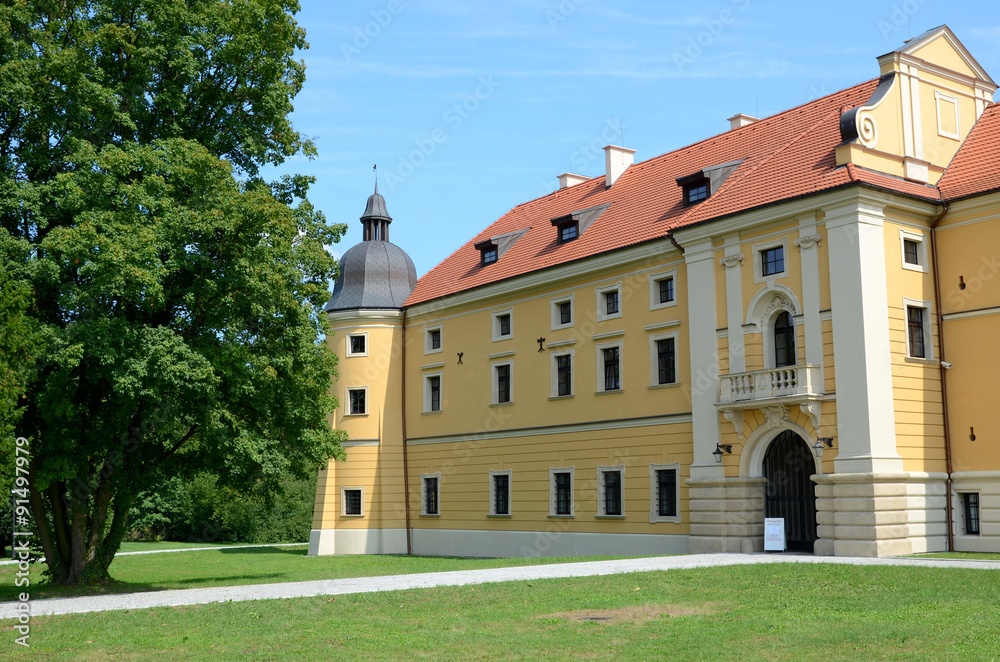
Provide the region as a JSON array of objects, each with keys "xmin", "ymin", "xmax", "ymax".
[{"xmin": 0, "ymin": 0, "xmax": 346, "ymax": 584}]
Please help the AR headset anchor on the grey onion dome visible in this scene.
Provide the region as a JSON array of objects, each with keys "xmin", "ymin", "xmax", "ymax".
[{"xmin": 325, "ymin": 184, "xmax": 417, "ymax": 312}]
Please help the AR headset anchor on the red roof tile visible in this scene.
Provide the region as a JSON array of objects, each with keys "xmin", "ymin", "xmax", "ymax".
[
  {"xmin": 403, "ymin": 80, "xmax": 956, "ymax": 307},
  {"xmin": 938, "ymin": 102, "xmax": 1000, "ymax": 202}
]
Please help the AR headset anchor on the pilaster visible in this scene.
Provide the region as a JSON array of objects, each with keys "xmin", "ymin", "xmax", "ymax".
[
  {"xmin": 795, "ymin": 217, "xmax": 825, "ymax": 392},
  {"xmin": 720, "ymin": 233, "xmax": 745, "ymax": 374},
  {"xmin": 685, "ymin": 238, "xmax": 723, "ymax": 478}
]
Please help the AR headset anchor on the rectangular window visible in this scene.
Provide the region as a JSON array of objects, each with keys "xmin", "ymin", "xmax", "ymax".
[
  {"xmin": 342, "ymin": 488, "xmax": 363, "ymax": 516},
  {"xmin": 491, "ymin": 472, "xmax": 510, "ymax": 516},
  {"xmin": 686, "ymin": 183, "xmax": 708, "ymax": 204},
  {"xmin": 761, "ymin": 246, "xmax": 784, "ymax": 277},
  {"xmin": 430, "ymin": 329, "xmax": 441, "ymax": 350},
  {"xmin": 656, "ymin": 469, "xmax": 677, "ymax": 517},
  {"xmin": 963, "ymin": 493, "xmax": 980, "ymax": 535},
  {"xmin": 598, "ymin": 467, "xmax": 624, "ymax": 517},
  {"xmin": 657, "ymin": 338, "xmax": 676, "ymax": 385},
  {"xmin": 903, "ymin": 239, "xmax": 920, "ymax": 265},
  {"xmin": 422, "ymin": 474, "xmax": 440, "ymax": 515},
  {"xmin": 551, "ymin": 295, "xmax": 574, "ymax": 330},
  {"xmin": 347, "ymin": 333, "xmax": 367, "ymax": 357},
  {"xmin": 425, "ymin": 374, "xmax": 441, "ymax": 412},
  {"xmin": 552, "ymin": 470, "xmax": 573, "ymax": 516},
  {"xmin": 605, "ymin": 291, "xmax": 619, "ymax": 315},
  {"xmin": 425, "ymin": 326, "xmax": 442, "ymax": 353},
  {"xmin": 347, "ymin": 388, "xmax": 367, "ymax": 415},
  {"xmin": 482, "ymin": 247, "xmax": 498, "ymax": 265},
  {"xmin": 603, "ymin": 347, "xmax": 621, "ymax": 391},
  {"xmin": 557, "ymin": 354, "xmax": 572, "ymax": 396},
  {"xmin": 560, "ymin": 301, "xmax": 572, "ymax": 325},
  {"xmin": 495, "ymin": 364, "xmax": 511, "ymax": 404},
  {"xmin": 658, "ymin": 277, "xmax": 674, "ymax": 304},
  {"xmin": 499, "ymin": 314, "xmax": 511, "ymax": 337},
  {"xmin": 559, "ymin": 223, "xmax": 578, "ymax": 242},
  {"xmin": 907, "ymin": 306, "xmax": 926, "ymax": 358}
]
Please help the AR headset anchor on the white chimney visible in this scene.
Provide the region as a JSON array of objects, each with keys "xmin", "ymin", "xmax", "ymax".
[
  {"xmin": 557, "ymin": 172, "xmax": 590, "ymax": 190},
  {"xmin": 727, "ymin": 113, "xmax": 759, "ymax": 130},
  {"xmin": 603, "ymin": 145, "xmax": 636, "ymax": 187}
]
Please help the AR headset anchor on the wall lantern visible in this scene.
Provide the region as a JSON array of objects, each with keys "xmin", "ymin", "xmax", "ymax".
[
  {"xmin": 713, "ymin": 443, "xmax": 733, "ymax": 463},
  {"xmin": 813, "ymin": 437, "xmax": 834, "ymax": 458}
]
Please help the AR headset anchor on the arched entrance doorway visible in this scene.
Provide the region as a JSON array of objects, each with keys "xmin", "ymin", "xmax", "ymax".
[{"xmin": 763, "ymin": 430, "xmax": 817, "ymax": 552}]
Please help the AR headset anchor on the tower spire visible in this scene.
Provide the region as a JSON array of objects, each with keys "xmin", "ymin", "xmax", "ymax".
[{"xmin": 360, "ymin": 169, "xmax": 392, "ymax": 242}]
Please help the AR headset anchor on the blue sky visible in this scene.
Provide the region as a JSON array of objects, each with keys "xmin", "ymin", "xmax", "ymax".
[{"xmin": 267, "ymin": 0, "xmax": 1000, "ymax": 277}]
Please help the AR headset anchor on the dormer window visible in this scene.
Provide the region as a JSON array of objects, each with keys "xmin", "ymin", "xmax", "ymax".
[
  {"xmin": 686, "ymin": 182, "xmax": 709, "ymax": 204},
  {"xmin": 482, "ymin": 246, "xmax": 498, "ymax": 265},
  {"xmin": 559, "ymin": 222, "xmax": 578, "ymax": 243},
  {"xmin": 550, "ymin": 204, "xmax": 610, "ymax": 244},
  {"xmin": 676, "ymin": 159, "xmax": 744, "ymax": 206},
  {"xmin": 475, "ymin": 229, "xmax": 528, "ymax": 267}
]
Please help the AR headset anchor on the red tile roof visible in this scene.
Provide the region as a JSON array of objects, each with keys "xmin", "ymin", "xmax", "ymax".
[
  {"xmin": 404, "ymin": 82, "xmax": 985, "ymax": 307},
  {"xmin": 938, "ymin": 102, "xmax": 1000, "ymax": 202}
]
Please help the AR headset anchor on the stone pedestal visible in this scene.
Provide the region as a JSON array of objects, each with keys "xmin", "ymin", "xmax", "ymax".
[
  {"xmin": 686, "ymin": 476, "xmax": 767, "ymax": 553},
  {"xmin": 813, "ymin": 472, "xmax": 947, "ymax": 557}
]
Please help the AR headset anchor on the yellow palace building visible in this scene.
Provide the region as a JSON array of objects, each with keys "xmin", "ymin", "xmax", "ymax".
[{"xmin": 310, "ymin": 26, "xmax": 1000, "ymax": 558}]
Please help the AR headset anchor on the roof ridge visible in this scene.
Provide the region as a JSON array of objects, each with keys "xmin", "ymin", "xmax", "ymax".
[{"xmin": 666, "ymin": 100, "xmax": 853, "ymax": 231}]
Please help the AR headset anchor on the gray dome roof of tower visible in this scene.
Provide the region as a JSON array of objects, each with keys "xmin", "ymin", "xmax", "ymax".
[{"xmin": 325, "ymin": 240, "xmax": 418, "ymax": 311}]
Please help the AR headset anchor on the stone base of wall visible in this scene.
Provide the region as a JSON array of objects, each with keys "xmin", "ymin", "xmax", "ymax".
[
  {"xmin": 951, "ymin": 471, "xmax": 1000, "ymax": 553},
  {"xmin": 307, "ymin": 528, "xmax": 408, "ymax": 556},
  {"xmin": 812, "ymin": 472, "xmax": 948, "ymax": 557},
  {"xmin": 686, "ymin": 477, "xmax": 767, "ymax": 554}
]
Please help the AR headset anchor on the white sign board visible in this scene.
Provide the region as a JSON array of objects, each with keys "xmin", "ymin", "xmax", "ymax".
[{"xmin": 764, "ymin": 517, "xmax": 786, "ymax": 551}]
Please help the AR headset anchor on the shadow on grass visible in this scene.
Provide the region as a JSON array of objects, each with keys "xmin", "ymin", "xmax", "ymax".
[{"xmin": 218, "ymin": 546, "xmax": 308, "ymax": 556}]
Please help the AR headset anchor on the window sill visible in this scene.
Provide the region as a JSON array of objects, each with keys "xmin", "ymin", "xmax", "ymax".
[
  {"xmin": 487, "ymin": 514, "xmax": 512, "ymax": 518},
  {"xmin": 340, "ymin": 514, "xmax": 365, "ymax": 518},
  {"xmin": 595, "ymin": 314, "xmax": 623, "ymax": 323},
  {"xmin": 490, "ymin": 402, "xmax": 514, "ymax": 408},
  {"xmin": 547, "ymin": 514, "xmax": 574, "ymax": 519},
  {"xmin": 904, "ymin": 356, "xmax": 937, "ymax": 365},
  {"xmin": 424, "ymin": 349, "xmax": 443, "ymax": 356},
  {"xmin": 595, "ymin": 389, "xmax": 623, "ymax": 396},
  {"xmin": 649, "ymin": 516, "xmax": 682, "ymax": 524},
  {"xmin": 419, "ymin": 513, "xmax": 441, "ymax": 518},
  {"xmin": 422, "ymin": 410, "xmax": 443, "ymax": 416},
  {"xmin": 595, "ymin": 515, "xmax": 625, "ymax": 520},
  {"xmin": 901, "ymin": 263, "xmax": 928, "ymax": 273},
  {"xmin": 648, "ymin": 383, "xmax": 680, "ymax": 390},
  {"xmin": 549, "ymin": 394, "xmax": 574, "ymax": 401},
  {"xmin": 342, "ymin": 413, "xmax": 369, "ymax": 417}
]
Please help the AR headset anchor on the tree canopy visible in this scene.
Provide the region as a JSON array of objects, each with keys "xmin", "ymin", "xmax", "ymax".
[{"xmin": 0, "ymin": 0, "xmax": 346, "ymax": 584}]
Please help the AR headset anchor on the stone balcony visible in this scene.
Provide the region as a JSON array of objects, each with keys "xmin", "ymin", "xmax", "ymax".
[{"xmin": 719, "ymin": 364, "xmax": 823, "ymax": 404}]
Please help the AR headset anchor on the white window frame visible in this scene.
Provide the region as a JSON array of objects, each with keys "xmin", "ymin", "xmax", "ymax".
[
  {"xmin": 344, "ymin": 386, "xmax": 369, "ymax": 416},
  {"xmin": 488, "ymin": 469, "xmax": 512, "ymax": 516},
  {"xmin": 346, "ymin": 332, "xmax": 369, "ymax": 357},
  {"xmin": 596, "ymin": 339, "xmax": 623, "ymax": 393},
  {"xmin": 649, "ymin": 463, "xmax": 681, "ymax": 523},
  {"xmin": 903, "ymin": 298, "xmax": 935, "ymax": 361},
  {"xmin": 423, "ymin": 371, "xmax": 443, "ymax": 413},
  {"xmin": 648, "ymin": 331, "xmax": 680, "ymax": 387},
  {"xmin": 935, "ymin": 90, "xmax": 961, "ymax": 140},
  {"xmin": 420, "ymin": 472, "xmax": 441, "ymax": 516},
  {"xmin": 549, "ymin": 349, "xmax": 575, "ymax": 398},
  {"xmin": 491, "ymin": 359, "xmax": 514, "ymax": 405},
  {"xmin": 424, "ymin": 324, "xmax": 443, "ymax": 355},
  {"xmin": 549, "ymin": 467, "xmax": 575, "ymax": 517},
  {"xmin": 341, "ymin": 486, "xmax": 365, "ymax": 517},
  {"xmin": 550, "ymin": 294, "xmax": 575, "ymax": 331},
  {"xmin": 491, "ymin": 308, "xmax": 513, "ymax": 342},
  {"xmin": 648, "ymin": 269, "xmax": 679, "ymax": 311},
  {"xmin": 596, "ymin": 464, "xmax": 625, "ymax": 518},
  {"xmin": 753, "ymin": 237, "xmax": 789, "ymax": 284},
  {"xmin": 596, "ymin": 281, "xmax": 623, "ymax": 322},
  {"xmin": 899, "ymin": 229, "xmax": 928, "ymax": 273}
]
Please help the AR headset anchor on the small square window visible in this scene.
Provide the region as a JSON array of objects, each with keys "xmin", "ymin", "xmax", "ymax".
[
  {"xmin": 551, "ymin": 295, "xmax": 574, "ymax": 330},
  {"xmin": 596, "ymin": 283, "xmax": 622, "ymax": 321},
  {"xmin": 761, "ymin": 246, "xmax": 784, "ymax": 277},
  {"xmin": 422, "ymin": 474, "xmax": 440, "ymax": 515},
  {"xmin": 342, "ymin": 488, "xmax": 363, "ymax": 516},
  {"xmin": 900, "ymin": 230, "xmax": 927, "ymax": 272},
  {"xmin": 559, "ymin": 223, "xmax": 578, "ymax": 243},
  {"xmin": 597, "ymin": 466, "xmax": 624, "ymax": 517},
  {"xmin": 347, "ymin": 388, "xmax": 367, "ymax": 415},
  {"xmin": 347, "ymin": 333, "xmax": 368, "ymax": 357},
  {"xmin": 963, "ymin": 492, "xmax": 980, "ymax": 535},
  {"xmin": 490, "ymin": 470, "xmax": 511, "ymax": 516},
  {"xmin": 492, "ymin": 309, "xmax": 513, "ymax": 342},
  {"xmin": 686, "ymin": 183, "xmax": 708, "ymax": 204},
  {"xmin": 425, "ymin": 326, "xmax": 442, "ymax": 353},
  {"xmin": 550, "ymin": 468, "xmax": 574, "ymax": 516},
  {"xmin": 649, "ymin": 270, "xmax": 679, "ymax": 310},
  {"xmin": 482, "ymin": 247, "xmax": 498, "ymax": 265},
  {"xmin": 903, "ymin": 239, "xmax": 919, "ymax": 265}
]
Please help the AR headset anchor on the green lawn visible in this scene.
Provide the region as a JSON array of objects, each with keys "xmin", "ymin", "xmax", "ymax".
[
  {"xmin": 0, "ymin": 546, "xmax": 635, "ymax": 603},
  {"xmin": 117, "ymin": 541, "xmax": 302, "ymax": 553},
  {"xmin": 913, "ymin": 552, "xmax": 1000, "ymax": 561},
  {"xmin": 10, "ymin": 564, "xmax": 1000, "ymax": 661}
]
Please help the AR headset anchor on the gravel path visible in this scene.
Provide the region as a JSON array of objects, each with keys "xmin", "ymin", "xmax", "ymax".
[{"xmin": 2, "ymin": 553, "xmax": 997, "ymax": 619}]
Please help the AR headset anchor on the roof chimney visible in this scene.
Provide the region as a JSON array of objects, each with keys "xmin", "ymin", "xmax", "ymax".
[
  {"xmin": 557, "ymin": 172, "xmax": 590, "ymax": 190},
  {"xmin": 603, "ymin": 145, "xmax": 636, "ymax": 187},
  {"xmin": 727, "ymin": 113, "xmax": 759, "ymax": 130}
]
